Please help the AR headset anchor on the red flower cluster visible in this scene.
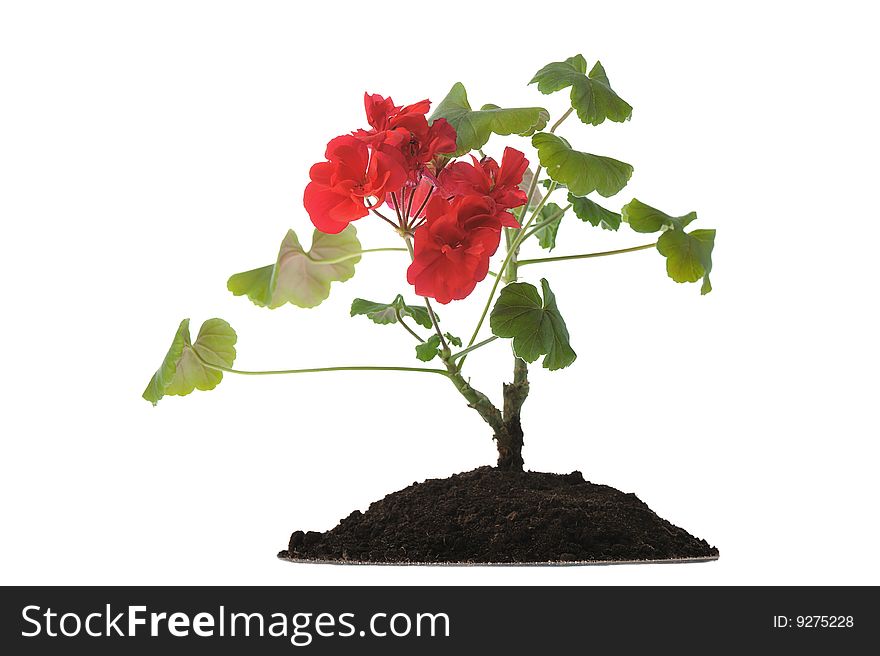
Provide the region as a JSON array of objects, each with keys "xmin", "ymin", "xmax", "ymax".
[
  {"xmin": 304, "ymin": 93, "xmax": 455, "ymax": 234},
  {"xmin": 406, "ymin": 195, "xmax": 503, "ymax": 304},
  {"xmin": 303, "ymin": 135, "xmax": 408, "ymax": 234},
  {"xmin": 356, "ymin": 94, "xmax": 457, "ymax": 182},
  {"xmin": 407, "ymin": 147, "xmax": 530, "ymax": 303},
  {"xmin": 438, "ymin": 147, "xmax": 529, "ymax": 228},
  {"xmin": 303, "ymin": 93, "xmax": 529, "ymax": 303}
]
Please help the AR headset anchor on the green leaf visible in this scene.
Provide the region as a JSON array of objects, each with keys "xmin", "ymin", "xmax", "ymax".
[
  {"xmin": 620, "ymin": 200, "xmax": 715, "ymax": 293},
  {"xmin": 228, "ymin": 226, "xmax": 362, "ymax": 309},
  {"xmin": 533, "ymin": 202, "xmax": 566, "ymax": 251},
  {"xmin": 569, "ymin": 194, "xmax": 621, "ymax": 231},
  {"xmin": 415, "ymin": 334, "xmax": 442, "ymax": 362},
  {"xmin": 431, "ymin": 82, "xmax": 550, "ymax": 156},
  {"xmin": 444, "ymin": 332, "xmax": 463, "ymax": 348},
  {"xmin": 142, "ymin": 318, "xmax": 237, "ymax": 406},
  {"xmin": 620, "ymin": 198, "xmax": 697, "ymax": 234},
  {"xmin": 489, "ymin": 279, "xmax": 576, "ymax": 371},
  {"xmin": 656, "ymin": 228, "xmax": 716, "ymax": 295},
  {"xmin": 540, "ymin": 179, "xmax": 565, "ymax": 191},
  {"xmin": 532, "ymin": 132, "xmax": 632, "ymax": 198},
  {"xmin": 530, "ymin": 55, "xmax": 632, "ymax": 126},
  {"xmin": 350, "ymin": 295, "xmax": 433, "ymax": 329}
]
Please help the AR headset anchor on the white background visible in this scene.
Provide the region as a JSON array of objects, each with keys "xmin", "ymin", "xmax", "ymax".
[{"xmin": 1, "ymin": 0, "xmax": 878, "ymax": 586}]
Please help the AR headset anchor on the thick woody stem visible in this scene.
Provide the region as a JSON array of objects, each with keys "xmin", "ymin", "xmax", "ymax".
[
  {"xmin": 441, "ymin": 354, "xmax": 529, "ymax": 472},
  {"xmin": 498, "ymin": 357, "xmax": 530, "ymax": 471},
  {"xmin": 443, "ymin": 361, "xmax": 505, "ymax": 436}
]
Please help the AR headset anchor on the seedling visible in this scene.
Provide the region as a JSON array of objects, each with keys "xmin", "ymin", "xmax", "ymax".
[{"xmin": 144, "ymin": 55, "xmax": 715, "ymax": 473}]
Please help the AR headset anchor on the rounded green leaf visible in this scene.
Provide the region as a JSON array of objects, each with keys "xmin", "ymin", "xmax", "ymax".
[
  {"xmin": 621, "ymin": 198, "xmax": 697, "ymax": 234},
  {"xmin": 415, "ymin": 334, "xmax": 443, "ymax": 362},
  {"xmin": 656, "ymin": 228, "xmax": 716, "ymax": 295},
  {"xmin": 143, "ymin": 318, "xmax": 237, "ymax": 406},
  {"xmin": 489, "ymin": 279, "xmax": 576, "ymax": 371},
  {"xmin": 530, "ymin": 55, "xmax": 632, "ymax": 126},
  {"xmin": 228, "ymin": 226, "xmax": 362, "ymax": 309},
  {"xmin": 431, "ymin": 82, "xmax": 550, "ymax": 157},
  {"xmin": 532, "ymin": 132, "xmax": 633, "ymax": 198}
]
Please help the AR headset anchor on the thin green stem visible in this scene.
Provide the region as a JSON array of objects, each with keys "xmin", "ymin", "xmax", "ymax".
[
  {"xmin": 394, "ymin": 307, "xmax": 425, "ymax": 343},
  {"xmin": 520, "ymin": 203, "xmax": 571, "ymax": 242},
  {"xmin": 308, "ymin": 247, "xmax": 407, "ymax": 265},
  {"xmin": 502, "ymin": 226, "xmax": 518, "ymax": 285},
  {"xmin": 502, "ymin": 166, "xmax": 545, "ymax": 283},
  {"xmin": 463, "ymin": 181, "xmax": 557, "ymax": 356},
  {"xmin": 550, "ymin": 107, "xmax": 574, "ymax": 134},
  {"xmin": 424, "ymin": 297, "xmax": 448, "ymax": 352},
  {"xmin": 449, "ymin": 336, "xmax": 499, "ymax": 362},
  {"xmin": 517, "ymin": 242, "xmax": 657, "ymax": 266},
  {"xmin": 518, "ymin": 184, "xmax": 555, "ymax": 231},
  {"xmin": 193, "ymin": 352, "xmax": 448, "ymax": 378}
]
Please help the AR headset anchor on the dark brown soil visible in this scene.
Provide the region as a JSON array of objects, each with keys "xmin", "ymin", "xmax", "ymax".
[{"xmin": 279, "ymin": 467, "xmax": 718, "ymax": 564}]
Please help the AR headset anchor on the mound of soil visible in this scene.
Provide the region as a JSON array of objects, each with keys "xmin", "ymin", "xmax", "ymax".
[{"xmin": 279, "ymin": 467, "xmax": 718, "ymax": 564}]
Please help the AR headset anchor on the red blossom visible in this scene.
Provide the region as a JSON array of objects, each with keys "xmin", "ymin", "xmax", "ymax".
[
  {"xmin": 361, "ymin": 93, "xmax": 431, "ymax": 136},
  {"xmin": 354, "ymin": 92, "xmax": 456, "ymax": 182},
  {"xmin": 406, "ymin": 194, "xmax": 503, "ymax": 304},
  {"xmin": 303, "ymin": 135, "xmax": 408, "ymax": 234},
  {"xmin": 439, "ymin": 147, "xmax": 529, "ymax": 227}
]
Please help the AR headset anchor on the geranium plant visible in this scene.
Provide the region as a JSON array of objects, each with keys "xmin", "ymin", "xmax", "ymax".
[{"xmin": 144, "ymin": 55, "xmax": 716, "ymax": 476}]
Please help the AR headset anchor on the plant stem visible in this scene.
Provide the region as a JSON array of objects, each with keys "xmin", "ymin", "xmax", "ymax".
[
  {"xmin": 405, "ymin": 186, "xmax": 416, "ymax": 221},
  {"xmin": 449, "ymin": 336, "xmax": 499, "ymax": 362},
  {"xmin": 371, "ymin": 211, "xmax": 400, "ymax": 230},
  {"xmin": 390, "ymin": 192, "xmax": 404, "ymax": 225},
  {"xmin": 463, "ymin": 181, "xmax": 556, "ymax": 357},
  {"xmin": 520, "ymin": 203, "xmax": 572, "ymax": 241},
  {"xmin": 410, "ymin": 186, "xmax": 434, "ymax": 228},
  {"xmin": 424, "ymin": 298, "xmax": 448, "ymax": 352},
  {"xmin": 193, "ymin": 353, "xmax": 448, "ymax": 378},
  {"xmin": 442, "ymin": 362, "xmax": 505, "ymax": 435},
  {"xmin": 395, "ymin": 229, "xmax": 507, "ymax": 438},
  {"xmin": 516, "ymin": 184, "xmax": 555, "ymax": 233},
  {"xmin": 394, "ymin": 307, "xmax": 425, "ymax": 343},
  {"xmin": 503, "ymin": 167, "xmax": 546, "ymax": 282},
  {"xmin": 391, "ymin": 227, "xmax": 514, "ymax": 462},
  {"xmin": 503, "ymin": 227, "xmax": 514, "ymax": 280},
  {"xmin": 517, "ymin": 242, "xmax": 657, "ymax": 266},
  {"xmin": 307, "ymin": 247, "xmax": 407, "ymax": 265},
  {"xmin": 498, "ymin": 355, "xmax": 529, "ymax": 471},
  {"xmin": 550, "ymin": 107, "xmax": 574, "ymax": 134}
]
